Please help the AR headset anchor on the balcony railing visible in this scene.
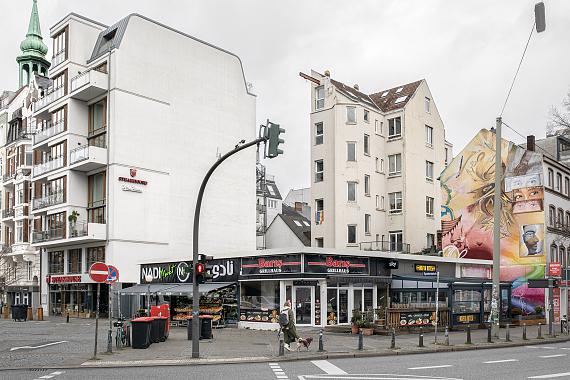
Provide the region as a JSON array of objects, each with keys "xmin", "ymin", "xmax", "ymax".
[
  {"xmin": 33, "ymin": 120, "xmax": 65, "ymax": 145},
  {"xmin": 70, "ymin": 145, "xmax": 89, "ymax": 165},
  {"xmin": 32, "ymin": 191, "xmax": 65, "ymax": 210},
  {"xmin": 69, "ymin": 222, "xmax": 88, "ymax": 238},
  {"xmin": 32, "ymin": 228, "xmax": 65, "ymax": 243},
  {"xmin": 32, "ymin": 155, "xmax": 65, "ymax": 177},
  {"xmin": 359, "ymin": 240, "xmax": 411, "ymax": 253},
  {"xmin": 2, "ymin": 209, "xmax": 14, "ymax": 219},
  {"xmin": 6, "ymin": 129, "xmax": 34, "ymax": 146},
  {"xmin": 33, "ymin": 86, "xmax": 65, "ymax": 113},
  {"xmin": 70, "ymin": 71, "xmax": 92, "ymax": 92},
  {"xmin": 3, "ymin": 172, "xmax": 15, "ymax": 182},
  {"xmin": 51, "ymin": 50, "xmax": 66, "ymax": 68}
]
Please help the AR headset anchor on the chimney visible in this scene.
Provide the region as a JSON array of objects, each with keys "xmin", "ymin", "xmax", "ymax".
[
  {"xmin": 324, "ymin": 70, "xmax": 331, "ymax": 77},
  {"xmin": 527, "ymin": 135, "xmax": 535, "ymax": 151},
  {"xmin": 353, "ymin": 84, "xmax": 359, "ymax": 91}
]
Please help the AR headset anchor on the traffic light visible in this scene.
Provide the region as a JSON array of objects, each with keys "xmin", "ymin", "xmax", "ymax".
[
  {"xmin": 195, "ymin": 254, "xmax": 214, "ymax": 284},
  {"xmin": 195, "ymin": 261, "xmax": 206, "ymax": 284},
  {"xmin": 266, "ymin": 121, "xmax": 285, "ymax": 158},
  {"xmin": 535, "ymin": 2, "xmax": 546, "ymax": 33}
]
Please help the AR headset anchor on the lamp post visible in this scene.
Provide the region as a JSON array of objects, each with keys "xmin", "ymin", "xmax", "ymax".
[{"xmin": 144, "ymin": 274, "xmax": 152, "ymax": 316}]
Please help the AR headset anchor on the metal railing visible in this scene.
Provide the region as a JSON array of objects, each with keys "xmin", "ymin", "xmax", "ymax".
[
  {"xmin": 32, "ymin": 228, "xmax": 65, "ymax": 243},
  {"xmin": 2, "ymin": 209, "xmax": 14, "ymax": 219},
  {"xmin": 33, "ymin": 86, "xmax": 65, "ymax": 113},
  {"xmin": 69, "ymin": 222, "xmax": 88, "ymax": 238},
  {"xmin": 3, "ymin": 172, "xmax": 15, "ymax": 182},
  {"xmin": 32, "ymin": 191, "xmax": 65, "ymax": 210},
  {"xmin": 51, "ymin": 50, "xmax": 66, "ymax": 68},
  {"xmin": 6, "ymin": 128, "xmax": 34, "ymax": 146},
  {"xmin": 32, "ymin": 155, "xmax": 65, "ymax": 177},
  {"xmin": 33, "ymin": 119, "xmax": 65, "ymax": 145},
  {"xmin": 359, "ymin": 240, "xmax": 411, "ymax": 253},
  {"xmin": 70, "ymin": 145, "xmax": 89, "ymax": 165}
]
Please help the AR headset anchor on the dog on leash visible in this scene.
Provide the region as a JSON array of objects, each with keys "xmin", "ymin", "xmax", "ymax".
[{"xmin": 298, "ymin": 337, "xmax": 313, "ymax": 351}]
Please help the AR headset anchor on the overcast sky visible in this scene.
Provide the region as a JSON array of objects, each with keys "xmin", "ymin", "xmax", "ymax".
[{"xmin": 2, "ymin": 1, "xmax": 569, "ymax": 196}]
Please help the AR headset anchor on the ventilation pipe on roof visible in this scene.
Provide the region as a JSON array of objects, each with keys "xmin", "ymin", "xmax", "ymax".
[
  {"xmin": 527, "ymin": 135, "xmax": 535, "ymax": 151},
  {"xmin": 354, "ymin": 84, "xmax": 359, "ymax": 91},
  {"xmin": 324, "ymin": 70, "xmax": 331, "ymax": 77}
]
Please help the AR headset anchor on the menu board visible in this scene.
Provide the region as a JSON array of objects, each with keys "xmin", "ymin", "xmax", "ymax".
[
  {"xmin": 453, "ymin": 313, "xmax": 481, "ymax": 325},
  {"xmin": 314, "ymin": 299, "xmax": 321, "ymax": 325},
  {"xmin": 239, "ymin": 308, "xmax": 279, "ymax": 323},
  {"xmin": 399, "ymin": 311, "xmax": 435, "ymax": 327},
  {"xmin": 304, "ymin": 255, "xmax": 369, "ymax": 275}
]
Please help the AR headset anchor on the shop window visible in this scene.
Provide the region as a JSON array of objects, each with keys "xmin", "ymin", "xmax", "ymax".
[
  {"xmin": 68, "ymin": 249, "xmax": 82, "ymax": 274},
  {"xmin": 240, "ymin": 281, "xmax": 280, "ymax": 318},
  {"xmin": 452, "ymin": 289, "xmax": 481, "ymax": 314},
  {"xmin": 86, "ymin": 246, "xmax": 105, "ymax": 272},
  {"xmin": 48, "ymin": 251, "xmax": 64, "ymax": 274}
]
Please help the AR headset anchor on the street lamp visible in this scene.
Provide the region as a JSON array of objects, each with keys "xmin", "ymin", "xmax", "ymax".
[{"xmin": 144, "ymin": 274, "xmax": 152, "ymax": 316}]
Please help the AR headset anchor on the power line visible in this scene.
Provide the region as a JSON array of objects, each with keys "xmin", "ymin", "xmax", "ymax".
[
  {"xmin": 501, "ymin": 120, "xmax": 561, "ymax": 163},
  {"xmin": 499, "ymin": 22, "xmax": 536, "ymax": 117}
]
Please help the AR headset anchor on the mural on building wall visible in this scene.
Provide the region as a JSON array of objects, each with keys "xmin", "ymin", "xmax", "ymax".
[{"xmin": 440, "ymin": 129, "xmax": 546, "ymax": 316}]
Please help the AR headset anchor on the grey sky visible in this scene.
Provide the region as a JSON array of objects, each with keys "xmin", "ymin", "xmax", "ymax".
[{"xmin": 1, "ymin": 1, "xmax": 569, "ymax": 196}]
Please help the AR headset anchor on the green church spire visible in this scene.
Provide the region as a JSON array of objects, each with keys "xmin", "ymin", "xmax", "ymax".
[{"xmin": 17, "ymin": 0, "xmax": 50, "ymax": 87}]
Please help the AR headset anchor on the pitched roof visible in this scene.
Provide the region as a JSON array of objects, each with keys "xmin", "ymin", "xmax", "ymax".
[
  {"xmin": 369, "ymin": 80, "xmax": 422, "ymax": 112},
  {"xmin": 257, "ymin": 179, "xmax": 282, "ymax": 200},
  {"xmin": 330, "ymin": 79, "xmax": 379, "ymax": 111},
  {"xmin": 278, "ymin": 204, "xmax": 311, "ymax": 246}
]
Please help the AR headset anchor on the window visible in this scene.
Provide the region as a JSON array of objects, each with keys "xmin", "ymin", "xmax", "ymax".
[
  {"xmin": 375, "ymin": 157, "xmax": 380, "ymax": 172},
  {"xmin": 347, "ymin": 225, "xmax": 357, "ymax": 244},
  {"xmin": 364, "ymin": 109, "xmax": 370, "ymax": 122},
  {"xmin": 86, "ymin": 247, "xmax": 105, "ymax": 272},
  {"xmin": 52, "ymin": 28, "xmax": 68, "ymax": 60},
  {"xmin": 364, "ymin": 134, "xmax": 370, "ymax": 155},
  {"xmin": 548, "ymin": 169, "xmax": 554, "ymax": 188},
  {"xmin": 347, "ymin": 182, "xmax": 357, "ymax": 202},
  {"xmin": 395, "ymin": 96, "xmax": 407, "ymax": 103},
  {"xmin": 375, "ymin": 120, "xmax": 383, "ymax": 135},
  {"xmin": 389, "ymin": 231, "xmax": 403, "ymax": 251},
  {"xmin": 365, "ymin": 214, "xmax": 371, "ymax": 235},
  {"xmin": 388, "ymin": 117, "xmax": 401, "ymax": 138},
  {"xmin": 267, "ymin": 199, "xmax": 277, "ymax": 209},
  {"xmin": 315, "ymin": 238, "xmax": 324, "ymax": 248},
  {"xmin": 425, "ymin": 125, "xmax": 433, "ymax": 146},
  {"xmin": 426, "ymin": 161, "xmax": 434, "ymax": 181},
  {"xmin": 16, "ymin": 220, "xmax": 23, "ymax": 243},
  {"xmin": 88, "ymin": 172, "xmax": 106, "ymax": 223},
  {"xmin": 376, "ymin": 195, "xmax": 380, "ymax": 209},
  {"xmin": 315, "ymin": 160, "xmax": 324, "ymax": 182},
  {"xmin": 566, "ymin": 177, "xmax": 570, "ymax": 196},
  {"xmin": 566, "ymin": 211, "xmax": 570, "ymax": 228},
  {"xmin": 427, "ymin": 233, "xmax": 435, "ymax": 248},
  {"xmin": 560, "ymin": 246, "xmax": 567, "ymax": 268},
  {"xmin": 557, "ymin": 173, "xmax": 562, "ymax": 192},
  {"xmin": 388, "ymin": 154, "xmax": 402, "ymax": 176},
  {"xmin": 315, "ymin": 199, "xmax": 324, "ymax": 211},
  {"xmin": 27, "ymin": 261, "xmax": 32, "ymax": 281},
  {"xmin": 551, "ymin": 244, "xmax": 559, "ymax": 264},
  {"xmin": 426, "ymin": 196, "xmax": 434, "ymax": 217},
  {"xmin": 364, "ymin": 175, "xmax": 370, "ymax": 196},
  {"xmin": 379, "ymin": 158, "xmax": 384, "ymax": 173},
  {"xmin": 346, "ymin": 106, "xmax": 356, "ymax": 123},
  {"xmin": 558, "ymin": 208, "xmax": 564, "ymax": 227},
  {"xmin": 445, "ymin": 147, "xmax": 449, "ymax": 166},
  {"xmin": 293, "ymin": 220, "xmax": 303, "ymax": 227},
  {"xmin": 425, "ymin": 97, "xmax": 431, "ymax": 113},
  {"xmin": 389, "ymin": 192, "xmax": 403, "ymax": 214},
  {"xmin": 88, "ymin": 98, "xmax": 107, "ymax": 148},
  {"xmin": 315, "ymin": 86, "xmax": 324, "ymax": 109},
  {"xmin": 68, "ymin": 249, "xmax": 82, "ymax": 274},
  {"xmin": 549, "ymin": 205, "xmax": 556, "ymax": 226},
  {"xmin": 48, "ymin": 251, "xmax": 64, "ymax": 274},
  {"xmin": 380, "ymin": 196, "xmax": 385, "ymax": 210},
  {"xmin": 315, "ymin": 122, "xmax": 323, "ymax": 145},
  {"xmin": 347, "ymin": 142, "xmax": 356, "ymax": 161}
]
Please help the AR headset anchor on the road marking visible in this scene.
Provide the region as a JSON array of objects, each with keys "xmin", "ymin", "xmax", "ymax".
[
  {"xmin": 526, "ymin": 346, "xmax": 557, "ymax": 349},
  {"xmin": 408, "ymin": 365, "xmax": 453, "ymax": 370},
  {"xmin": 299, "ymin": 375, "xmax": 464, "ymax": 380},
  {"xmin": 10, "ymin": 341, "xmax": 68, "ymax": 351},
  {"xmin": 483, "ymin": 359, "xmax": 519, "ymax": 364},
  {"xmin": 269, "ymin": 363, "xmax": 289, "ymax": 380},
  {"xmin": 311, "ymin": 360, "xmax": 348, "ymax": 375},
  {"xmin": 538, "ymin": 354, "xmax": 567, "ymax": 358},
  {"xmin": 34, "ymin": 371, "xmax": 65, "ymax": 380},
  {"xmin": 529, "ymin": 373, "xmax": 570, "ymax": 379}
]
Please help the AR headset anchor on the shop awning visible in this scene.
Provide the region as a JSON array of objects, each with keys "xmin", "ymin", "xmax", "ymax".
[
  {"xmin": 118, "ymin": 284, "xmax": 180, "ymax": 295},
  {"xmin": 164, "ymin": 282, "xmax": 235, "ymax": 296}
]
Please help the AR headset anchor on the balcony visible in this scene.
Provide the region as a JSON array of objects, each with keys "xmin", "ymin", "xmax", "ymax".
[
  {"xmin": 33, "ymin": 120, "xmax": 65, "ymax": 145},
  {"xmin": 68, "ymin": 222, "xmax": 106, "ymax": 242},
  {"xmin": 3, "ymin": 172, "xmax": 16, "ymax": 183},
  {"xmin": 51, "ymin": 50, "xmax": 66, "ymax": 68},
  {"xmin": 32, "ymin": 156, "xmax": 65, "ymax": 177},
  {"xmin": 359, "ymin": 240, "xmax": 411, "ymax": 254},
  {"xmin": 70, "ymin": 70, "xmax": 108, "ymax": 101},
  {"xmin": 5, "ymin": 129, "xmax": 34, "ymax": 146},
  {"xmin": 69, "ymin": 145, "xmax": 107, "ymax": 171},
  {"xmin": 32, "ymin": 191, "xmax": 65, "ymax": 211},
  {"xmin": 32, "ymin": 228, "xmax": 65, "ymax": 243},
  {"xmin": 33, "ymin": 86, "xmax": 65, "ymax": 115},
  {"xmin": 2, "ymin": 208, "xmax": 14, "ymax": 220}
]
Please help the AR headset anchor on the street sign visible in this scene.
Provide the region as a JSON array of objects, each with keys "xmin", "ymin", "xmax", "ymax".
[
  {"xmin": 106, "ymin": 265, "xmax": 119, "ymax": 284},
  {"xmin": 89, "ymin": 262, "xmax": 109, "ymax": 283},
  {"xmin": 548, "ymin": 262, "xmax": 561, "ymax": 277},
  {"xmin": 528, "ymin": 279, "xmax": 549, "ymax": 288}
]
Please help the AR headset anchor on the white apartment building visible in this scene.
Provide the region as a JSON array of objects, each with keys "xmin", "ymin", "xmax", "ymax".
[
  {"xmin": 256, "ymin": 171, "xmax": 282, "ymax": 249},
  {"xmin": 301, "ymin": 70, "xmax": 450, "ymax": 253},
  {"xmin": 24, "ymin": 11, "xmax": 255, "ymax": 316}
]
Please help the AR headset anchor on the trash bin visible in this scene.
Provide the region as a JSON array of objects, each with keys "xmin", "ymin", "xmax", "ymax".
[
  {"xmin": 150, "ymin": 317, "xmax": 161, "ymax": 343},
  {"xmin": 12, "ymin": 304, "xmax": 27, "ymax": 322},
  {"xmin": 200, "ymin": 315, "xmax": 214, "ymax": 340},
  {"xmin": 152, "ymin": 316, "xmax": 168, "ymax": 342},
  {"xmin": 187, "ymin": 316, "xmax": 201, "ymax": 340},
  {"xmin": 131, "ymin": 317, "xmax": 153, "ymax": 349}
]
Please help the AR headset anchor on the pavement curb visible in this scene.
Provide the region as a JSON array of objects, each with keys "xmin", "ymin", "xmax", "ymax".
[{"xmin": 2, "ymin": 336, "xmax": 569, "ymax": 371}]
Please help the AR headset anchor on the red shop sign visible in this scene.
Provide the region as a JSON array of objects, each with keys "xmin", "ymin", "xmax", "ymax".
[
  {"xmin": 47, "ymin": 275, "xmax": 82, "ymax": 284},
  {"xmin": 548, "ymin": 262, "xmax": 562, "ymax": 277},
  {"xmin": 305, "ymin": 254, "xmax": 369, "ymax": 275}
]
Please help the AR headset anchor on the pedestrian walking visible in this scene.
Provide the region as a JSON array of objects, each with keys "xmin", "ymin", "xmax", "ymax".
[{"xmin": 279, "ymin": 300, "xmax": 312, "ymax": 351}]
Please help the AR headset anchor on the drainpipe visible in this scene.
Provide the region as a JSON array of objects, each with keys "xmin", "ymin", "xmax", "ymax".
[{"xmin": 105, "ymin": 47, "xmax": 112, "ymax": 340}]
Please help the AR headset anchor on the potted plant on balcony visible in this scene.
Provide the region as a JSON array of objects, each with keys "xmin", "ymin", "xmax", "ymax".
[{"xmin": 68, "ymin": 210, "xmax": 79, "ymax": 237}]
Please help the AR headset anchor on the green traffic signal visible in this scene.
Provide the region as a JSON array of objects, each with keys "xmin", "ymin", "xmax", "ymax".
[{"xmin": 266, "ymin": 121, "xmax": 285, "ymax": 158}]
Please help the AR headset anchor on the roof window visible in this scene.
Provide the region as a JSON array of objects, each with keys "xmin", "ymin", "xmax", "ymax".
[
  {"xmin": 293, "ymin": 220, "xmax": 303, "ymax": 227},
  {"xmin": 395, "ymin": 96, "xmax": 407, "ymax": 103},
  {"xmin": 396, "ymin": 87, "xmax": 403, "ymax": 93},
  {"xmin": 381, "ymin": 91, "xmax": 389, "ymax": 97}
]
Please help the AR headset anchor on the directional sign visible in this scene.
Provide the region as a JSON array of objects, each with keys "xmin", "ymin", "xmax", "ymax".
[
  {"xmin": 89, "ymin": 262, "xmax": 109, "ymax": 283},
  {"xmin": 106, "ymin": 265, "xmax": 119, "ymax": 284}
]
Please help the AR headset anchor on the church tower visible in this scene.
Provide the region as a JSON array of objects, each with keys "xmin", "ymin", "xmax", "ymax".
[{"xmin": 16, "ymin": 0, "xmax": 50, "ymax": 88}]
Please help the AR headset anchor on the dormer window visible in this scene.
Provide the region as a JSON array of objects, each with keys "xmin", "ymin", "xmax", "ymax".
[
  {"xmin": 315, "ymin": 85, "xmax": 325, "ymax": 109},
  {"xmin": 395, "ymin": 87, "xmax": 403, "ymax": 93}
]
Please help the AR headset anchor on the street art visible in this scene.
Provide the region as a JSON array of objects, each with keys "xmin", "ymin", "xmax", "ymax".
[{"xmin": 440, "ymin": 129, "xmax": 546, "ymax": 316}]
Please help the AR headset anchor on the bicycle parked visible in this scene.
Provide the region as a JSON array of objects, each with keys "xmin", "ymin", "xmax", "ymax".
[{"xmin": 114, "ymin": 317, "xmax": 129, "ymax": 349}]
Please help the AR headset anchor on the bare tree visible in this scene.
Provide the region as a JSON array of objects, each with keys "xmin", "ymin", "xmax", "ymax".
[{"xmin": 547, "ymin": 88, "xmax": 570, "ymax": 136}]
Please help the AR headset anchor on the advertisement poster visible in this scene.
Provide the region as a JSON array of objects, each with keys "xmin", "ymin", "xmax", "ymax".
[
  {"xmin": 304, "ymin": 255, "xmax": 369, "ymax": 275},
  {"xmin": 239, "ymin": 308, "xmax": 279, "ymax": 323},
  {"xmin": 553, "ymin": 288, "xmax": 560, "ymax": 324},
  {"xmin": 399, "ymin": 311, "xmax": 435, "ymax": 327}
]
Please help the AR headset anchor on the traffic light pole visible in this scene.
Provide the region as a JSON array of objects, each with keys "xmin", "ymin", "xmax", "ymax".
[{"xmin": 191, "ymin": 135, "xmax": 267, "ymax": 358}]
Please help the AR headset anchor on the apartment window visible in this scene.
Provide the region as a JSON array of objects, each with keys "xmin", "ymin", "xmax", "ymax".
[
  {"xmin": 425, "ymin": 125, "xmax": 433, "ymax": 146},
  {"xmin": 556, "ymin": 173, "xmax": 562, "ymax": 192},
  {"xmin": 68, "ymin": 249, "xmax": 82, "ymax": 274},
  {"xmin": 315, "ymin": 238, "xmax": 324, "ymax": 248},
  {"xmin": 267, "ymin": 199, "xmax": 277, "ymax": 209},
  {"xmin": 315, "ymin": 160, "xmax": 324, "ymax": 182},
  {"xmin": 558, "ymin": 208, "xmax": 564, "ymax": 226},
  {"xmin": 389, "ymin": 192, "xmax": 403, "ymax": 214},
  {"xmin": 347, "ymin": 142, "xmax": 356, "ymax": 161},
  {"xmin": 315, "ymin": 86, "xmax": 324, "ymax": 109},
  {"xmin": 48, "ymin": 251, "xmax": 64, "ymax": 274},
  {"xmin": 347, "ymin": 182, "xmax": 357, "ymax": 202},
  {"xmin": 388, "ymin": 154, "xmax": 402, "ymax": 176},
  {"xmin": 364, "ymin": 109, "xmax": 370, "ymax": 122},
  {"xmin": 426, "ymin": 161, "xmax": 434, "ymax": 181},
  {"xmin": 388, "ymin": 117, "xmax": 401, "ymax": 138},
  {"xmin": 88, "ymin": 172, "xmax": 106, "ymax": 223},
  {"xmin": 52, "ymin": 71, "xmax": 67, "ymax": 93},
  {"xmin": 549, "ymin": 205, "xmax": 556, "ymax": 226},
  {"xmin": 389, "ymin": 231, "xmax": 403, "ymax": 251},
  {"xmin": 376, "ymin": 195, "xmax": 380, "ymax": 209},
  {"xmin": 566, "ymin": 177, "xmax": 570, "ymax": 196},
  {"xmin": 86, "ymin": 247, "xmax": 105, "ymax": 272},
  {"xmin": 52, "ymin": 106, "xmax": 67, "ymax": 131},
  {"xmin": 375, "ymin": 120, "xmax": 383, "ymax": 135},
  {"xmin": 426, "ymin": 196, "xmax": 435, "ymax": 217},
  {"xmin": 551, "ymin": 244, "xmax": 559, "ymax": 264},
  {"xmin": 27, "ymin": 261, "xmax": 33, "ymax": 281},
  {"xmin": 364, "ymin": 134, "xmax": 370, "ymax": 155},
  {"xmin": 364, "ymin": 175, "xmax": 370, "ymax": 196},
  {"xmin": 52, "ymin": 28, "xmax": 67, "ymax": 60},
  {"xmin": 548, "ymin": 169, "xmax": 554, "ymax": 188},
  {"xmin": 375, "ymin": 157, "xmax": 380, "ymax": 172},
  {"xmin": 16, "ymin": 220, "xmax": 23, "ymax": 243},
  {"xmin": 566, "ymin": 211, "xmax": 570, "ymax": 228},
  {"xmin": 346, "ymin": 106, "xmax": 356, "ymax": 123},
  {"xmin": 445, "ymin": 147, "xmax": 449, "ymax": 166},
  {"xmin": 347, "ymin": 225, "xmax": 357, "ymax": 244},
  {"xmin": 380, "ymin": 195, "xmax": 385, "ymax": 210},
  {"xmin": 427, "ymin": 233, "xmax": 435, "ymax": 248},
  {"xmin": 46, "ymin": 212, "xmax": 65, "ymax": 234},
  {"xmin": 380, "ymin": 158, "xmax": 384, "ymax": 173},
  {"xmin": 88, "ymin": 98, "xmax": 107, "ymax": 148},
  {"xmin": 315, "ymin": 122, "xmax": 323, "ymax": 145},
  {"xmin": 365, "ymin": 214, "xmax": 371, "ymax": 235},
  {"xmin": 561, "ymin": 246, "xmax": 567, "ymax": 268},
  {"xmin": 425, "ymin": 97, "xmax": 431, "ymax": 113},
  {"xmin": 315, "ymin": 199, "xmax": 324, "ymax": 212}
]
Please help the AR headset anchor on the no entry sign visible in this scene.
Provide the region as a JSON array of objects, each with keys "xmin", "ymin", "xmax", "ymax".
[{"xmin": 89, "ymin": 262, "xmax": 109, "ymax": 283}]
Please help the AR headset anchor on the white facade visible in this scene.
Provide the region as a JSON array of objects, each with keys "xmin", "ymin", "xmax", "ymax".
[
  {"xmin": 265, "ymin": 216, "xmax": 307, "ymax": 249},
  {"xmin": 305, "ymin": 70, "xmax": 449, "ymax": 253},
  {"xmin": 30, "ymin": 13, "xmax": 256, "ymax": 315}
]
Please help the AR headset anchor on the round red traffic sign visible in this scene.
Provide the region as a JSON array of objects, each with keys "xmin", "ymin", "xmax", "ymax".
[{"xmin": 89, "ymin": 262, "xmax": 109, "ymax": 283}]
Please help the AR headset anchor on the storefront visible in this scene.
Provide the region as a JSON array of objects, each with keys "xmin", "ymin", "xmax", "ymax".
[
  {"xmin": 6, "ymin": 285, "xmax": 39, "ymax": 308},
  {"xmin": 46, "ymin": 274, "xmax": 108, "ymax": 317}
]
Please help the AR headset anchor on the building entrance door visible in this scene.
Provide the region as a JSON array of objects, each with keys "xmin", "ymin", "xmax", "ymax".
[{"xmin": 294, "ymin": 287, "xmax": 313, "ymax": 326}]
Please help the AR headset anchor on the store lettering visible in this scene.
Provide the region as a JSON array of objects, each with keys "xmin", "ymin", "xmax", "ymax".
[
  {"xmin": 212, "ymin": 261, "xmax": 234, "ymax": 279},
  {"xmin": 49, "ymin": 275, "xmax": 81, "ymax": 284},
  {"xmin": 325, "ymin": 257, "xmax": 350, "ymax": 268},
  {"xmin": 258, "ymin": 258, "xmax": 283, "ymax": 268},
  {"xmin": 118, "ymin": 177, "xmax": 148, "ymax": 185}
]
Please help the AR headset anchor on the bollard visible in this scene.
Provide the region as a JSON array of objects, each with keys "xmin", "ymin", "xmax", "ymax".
[
  {"xmin": 505, "ymin": 323, "xmax": 511, "ymax": 342},
  {"xmin": 537, "ymin": 323, "xmax": 543, "ymax": 339},
  {"xmin": 466, "ymin": 325, "xmax": 472, "ymax": 344},
  {"xmin": 390, "ymin": 328, "xmax": 396, "ymax": 349},
  {"xmin": 66, "ymin": 311, "xmax": 69, "ymax": 323},
  {"xmin": 487, "ymin": 324, "xmax": 492, "ymax": 343},
  {"xmin": 27, "ymin": 307, "xmax": 33, "ymax": 321},
  {"xmin": 523, "ymin": 323, "xmax": 527, "ymax": 340},
  {"xmin": 318, "ymin": 329, "xmax": 324, "ymax": 352},
  {"xmin": 358, "ymin": 329, "xmax": 364, "ymax": 350},
  {"xmin": 107, "ymin": 329, "xmax": 113, "ymax": 353},
  {"xmin": 418, "ymin": 327, "xmax": 424, "ymax": 348},
  {"xmin": 37, "ymin": 307, "xmax": 43, "ymax": 321},
  {"xmin": 445, "ymin": 326, "xmax": 449, "ymax": 346},
  {"xmin": 279, "ymin": 331, "xmax": 285, "ymax": 356},
  {"xmin": 126, "ymin": 325, "xmax": 131, "ymax": 347}
]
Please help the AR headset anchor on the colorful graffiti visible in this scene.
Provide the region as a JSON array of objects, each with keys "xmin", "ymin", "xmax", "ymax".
[{"xmin": 440, "ymin": 129, "xmax": 546, "ymax": 316}]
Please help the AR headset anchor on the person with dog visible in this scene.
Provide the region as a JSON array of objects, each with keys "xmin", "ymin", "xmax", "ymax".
[{"xmin": 279, "ymin": 300, "xmax": 312, "ymax": 351}]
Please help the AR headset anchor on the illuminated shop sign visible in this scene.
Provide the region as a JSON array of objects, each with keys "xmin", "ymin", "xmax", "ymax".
[
  {"xmin": 240, "ymin": 255, "xmax": 301, "ymax": 275},
  {"xmin": 304, "ymin": 254, "xmax": 369, "ymax": 275}
]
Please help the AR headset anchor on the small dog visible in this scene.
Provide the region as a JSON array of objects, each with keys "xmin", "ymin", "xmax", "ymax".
[{"xmin": 298, "ymin": 337, "xmax": 313, "ymax": 351}]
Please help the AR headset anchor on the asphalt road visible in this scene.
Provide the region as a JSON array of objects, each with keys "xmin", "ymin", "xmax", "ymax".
[{"xmin": 5, "ymin": 341, "xmax": 570, "ymax": 380}]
